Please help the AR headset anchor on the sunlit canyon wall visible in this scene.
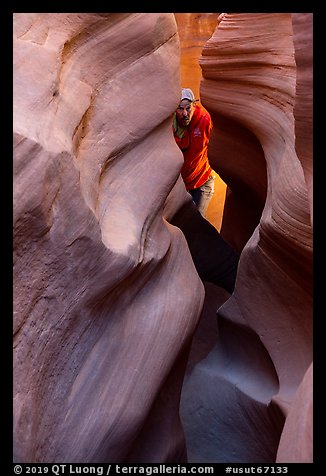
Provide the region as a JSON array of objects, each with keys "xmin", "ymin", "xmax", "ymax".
[
  {"xmin": 13, "ymin": 12, "xmax": 312, "ymax": 463},
  {"xmin": 174, "ymin": 13, "xmax": 225, "ymax": 231},
  {"xmin": 174, "ymin": 13, "xmax": 220, "ymax": 99}
]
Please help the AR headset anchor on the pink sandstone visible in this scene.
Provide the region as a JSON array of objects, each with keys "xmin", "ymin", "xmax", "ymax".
[{"xmin": 13, "ymin": 12, "xmax": 313, "ymax": 463}]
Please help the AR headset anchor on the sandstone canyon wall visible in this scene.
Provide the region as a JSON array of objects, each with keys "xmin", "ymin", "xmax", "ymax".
[
  {"xmin": 180, "ymin": 13, "xmax": 312, "ymax": 463},
  {"xmin": 13, "ymin": 13, "xmax": 204, "ymax": 463},
  {"xmin": 13, "ymin": 12, "xmax": 312, "ymax": 464}
]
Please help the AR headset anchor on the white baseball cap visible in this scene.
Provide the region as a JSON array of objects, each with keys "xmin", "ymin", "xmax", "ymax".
[{"xmin": 181, "ymin": 88, "xmax": 195, "ymax": 102}]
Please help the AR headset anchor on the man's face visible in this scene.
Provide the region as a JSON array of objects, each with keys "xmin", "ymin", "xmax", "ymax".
[{"xmin": 176, "ymin": 99, "xmax": 195, "ymax": 127}]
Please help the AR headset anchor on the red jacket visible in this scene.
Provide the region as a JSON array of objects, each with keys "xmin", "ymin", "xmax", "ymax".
[{"xmin": 173, "ymin": 103, "xmax": 213, "ymax": 190}]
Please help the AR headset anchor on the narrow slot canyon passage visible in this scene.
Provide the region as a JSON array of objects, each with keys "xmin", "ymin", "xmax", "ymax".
[
  {"xmin": 174, "ymin": 13, "xmax": 226, "ymax": 232},
  {"xmin": 174, "ymin": 13, "xmax": 242, "ymax": 463}
]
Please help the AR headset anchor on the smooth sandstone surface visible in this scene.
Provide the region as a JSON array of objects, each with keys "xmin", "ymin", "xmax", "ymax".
[{"xmin": 14, "ymin": 13, "xmax": 204, "ymax": 463}]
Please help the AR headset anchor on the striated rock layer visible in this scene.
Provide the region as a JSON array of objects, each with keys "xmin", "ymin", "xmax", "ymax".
[{"xmin": 180, "ymin": 13, "xmax": 312, "ymax": 463}]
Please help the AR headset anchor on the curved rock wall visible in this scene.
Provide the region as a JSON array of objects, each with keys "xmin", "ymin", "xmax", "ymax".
[
  {"xmin": 13, "ymin": 13, "xmax": 206, "ymax": 463},
  {"xmin": 292, "ymin": 13, "xmax": 313, "ymax": 225},
  {"xmin": 181, "ymin": 13, "xmax": 312, "ymax": 463}
]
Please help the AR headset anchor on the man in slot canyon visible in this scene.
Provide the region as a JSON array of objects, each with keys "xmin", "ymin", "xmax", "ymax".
[{"xmin": 173, "ymin": 88, "xmax": 216, "ymax": 218}]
